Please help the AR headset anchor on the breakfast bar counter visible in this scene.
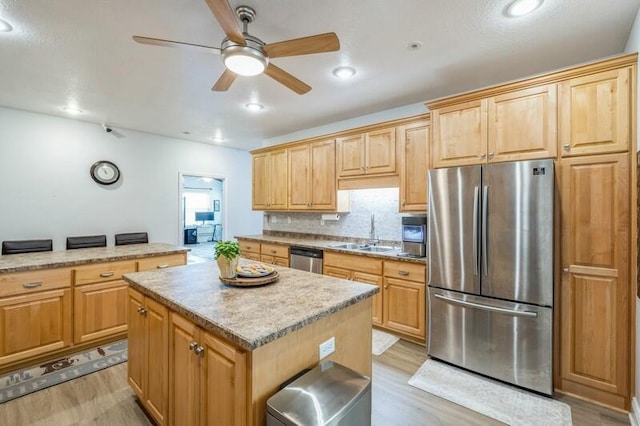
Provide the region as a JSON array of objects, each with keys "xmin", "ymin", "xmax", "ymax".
[{"xmin": 123, "ymin": 260, "xmax": 377, "ymax": 425}]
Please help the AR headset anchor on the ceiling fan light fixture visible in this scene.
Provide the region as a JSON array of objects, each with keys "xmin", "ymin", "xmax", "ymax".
[
  {"xmin": 245, "ymin": 102, "xmax": 264, "ymax": 111},
  {"xmin": 62, "ymin": 106, "xmax": 84, "ymax": 115},
  {"xmin": 222, "ymin": 44, "xmax": 268, "ymax": 76},
  {"xmin": 505, "ymin": 0, "xmax": 544, "ymax": 17},
  {"xmin": 332, "ymin": 66, "xmax": 356, "ymax": 79},
  {"xmin": 0, "ymin": 18, "xmax": 13, "ymax": 32}
]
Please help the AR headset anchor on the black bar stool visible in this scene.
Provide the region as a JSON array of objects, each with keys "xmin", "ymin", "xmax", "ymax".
[
  {"xmin": 115, "ymin": 232, "xmax": 148, "ymax": 246},
  {"xmin": 66, "ymin": 235, "xmax": 107, "ymax": 250},
  {"xmin": 2, "ymin": 239, "xmax": 53, "ymax": 255}
]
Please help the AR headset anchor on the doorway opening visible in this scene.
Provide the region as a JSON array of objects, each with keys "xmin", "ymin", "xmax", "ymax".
[{"xmin": 179, "ymin": 173, "xmax": 225, "ymax": 261}]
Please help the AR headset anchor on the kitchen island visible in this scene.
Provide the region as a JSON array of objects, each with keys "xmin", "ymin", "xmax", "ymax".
[{"xmin": 123, "ymin": 260, "xmax": 378, "ymax": 426}]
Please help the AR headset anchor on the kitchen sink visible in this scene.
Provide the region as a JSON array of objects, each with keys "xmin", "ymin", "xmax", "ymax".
[
  {"xmin": 330, "ymin": 243, "xmax": 362, "ymax": 249},
  {"xmin": 357, "ymin": 246, "xmax": 394, "ymax": 253},
  {"xmin": 330, "ymin": 243, "xmax": 394, "ymax": 253}
]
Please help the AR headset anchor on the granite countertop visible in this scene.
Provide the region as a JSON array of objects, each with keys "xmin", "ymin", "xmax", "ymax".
[
  {"xmin": 123, "ymin": 260, "xmax": 378, "ymax": 351},
  {"xmin": 0, "ymin": 243, "xmax": 190, "ymax": 274},
  {"xmin": 235, "ymin": 234, "xmax": 428, "ymax": 265}
]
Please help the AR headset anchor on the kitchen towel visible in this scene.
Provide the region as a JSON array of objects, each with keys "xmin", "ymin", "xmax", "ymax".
[
  {"xmin": 408, "ymin": 359, "xmax": 572, "ymax": 426},
  {"xmin": 372, "ymin": 329, "xmax": 399, "ymax": 355}
]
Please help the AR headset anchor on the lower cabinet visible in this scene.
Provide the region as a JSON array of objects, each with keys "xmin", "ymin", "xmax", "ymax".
[
  {"xmin": 128, "ymin": 288, "xmax": 169, "ymax": 426},
  {"xmin": 74, "ymin": 280, "xmax": 129, "ymax": 343},
  {"xmin": 238, "ymin": 239, "xmax": 290, "ymax": 266},
  {"xmin": 238, "ymin": 239, "xmax": 262, "ymax": 261},
  {"xmin": 169, "ymin": 312, "xmax": 247, "ymax": 426}
]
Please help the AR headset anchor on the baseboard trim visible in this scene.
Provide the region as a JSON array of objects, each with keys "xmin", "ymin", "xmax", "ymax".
[{"xmin": 630, "ymin": 397, "xmax": 640, "ymax": 426}]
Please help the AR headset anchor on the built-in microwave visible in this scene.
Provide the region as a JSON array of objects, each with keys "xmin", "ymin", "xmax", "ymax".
[{"xmin": 402, "ymin": 216, "xmax": 427, "ymax": 257}]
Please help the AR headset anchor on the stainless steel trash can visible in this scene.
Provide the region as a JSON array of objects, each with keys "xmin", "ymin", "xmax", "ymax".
[{"xmin": 266, "ymin": 361, "xmax": 371, "ymax": 426}]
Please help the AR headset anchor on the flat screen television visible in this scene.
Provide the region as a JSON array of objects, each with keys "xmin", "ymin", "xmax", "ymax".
[{"xmin": 195, "ymin": 211, "xmax": 214, "ymax": 223}]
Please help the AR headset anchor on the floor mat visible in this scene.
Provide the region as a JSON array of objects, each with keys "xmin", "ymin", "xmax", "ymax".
[{"xmin": 372, "ymin": 329, "xmax": 400, "ymax": 355}]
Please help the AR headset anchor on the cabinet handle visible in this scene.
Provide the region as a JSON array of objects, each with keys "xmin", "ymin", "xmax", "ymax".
[
  {"xmin": 189, "ymin": 341, "xmax": 198, "ymax": 351},
  {"xmin": 480, "ymin": 153, "xmax": 486, "ymax": 159},
  {"xmin": 22, "ymin": 281, "xmax": 43, "ymax": 289},
  {"xmin": 100, "ymin": 271, "xmax": 115, "ymax": 278},
  {"xmin": 398, "ymin": 271, "xmax": 409, "ymax": 276},
  {"xmin": 156, "ymin": 264, "xmax": 169, "ymax": 269},
  {"xmin": 488, "ymin": 152, "xmax": 494, "ymax": 158},
  {"xmin": 137, "ymin": 306, "xmax": 143, "ymax": 314},
  {"xmin": 194, "ymin": 346, "xmax": 205, "ymax": 357},
  {"xmin": 384, "ymin": 285, "xmax": 388, "ymax": 289},
  {"xmin": 563, "ymin": 267, "xmax": 569, "ymax": 273},
  {"xmin": 360, "ymin": 166, "xmax": 366, "ymax": 171},
  {"xmin": 402, "ymin": 201, "xmax": 406, "ymax": 206},
  {"xmin": 270, "ymin": 250, "xmax": 277, "ymax": 254},
  {"xmin": 563, "ymin": 144, "xmax": 570, "ymax": 152},
  {"xmin": 139, "ymin": 307, "xmax": 147, "ymax": 317}
]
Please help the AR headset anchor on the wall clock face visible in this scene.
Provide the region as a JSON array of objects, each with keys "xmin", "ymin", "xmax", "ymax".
[{"xmin": 90, "ymin": 160, "xmax": 120, "ymax": 185}]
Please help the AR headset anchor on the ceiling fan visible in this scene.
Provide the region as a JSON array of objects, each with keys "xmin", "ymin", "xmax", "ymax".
[{"xmin": 133, "ymin": 0, "xmax": 340, "ymax": 95}]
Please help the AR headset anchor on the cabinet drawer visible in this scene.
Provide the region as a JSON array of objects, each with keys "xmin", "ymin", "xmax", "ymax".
[
  {"xmin": 238, "ymin": 240, "xmax": 260, "ymax": 254},
  {"xmin": 0, "ymin": 268, "xmax": 72, "ymax": 298},
  {"xmin": 324, "ymin": 252, "xmax": 382, "ymax": 275},
  {"xmin": 74, "ymin": 260, "xmax": 136, "ymax": 286},
  {"xmin": 260, "ymin": 243, "xmax": 289, "ymax": 258},
  {"xmin": 383, "ymin": 261, "xmax": 426, "ymax": 283},
  {"xmin": 242, "ymin": 252, "xmax": 261, "ymax": 261},
  {"xmin": 137, "ymin": 254, "xmax": 186, "ymax": 272}
]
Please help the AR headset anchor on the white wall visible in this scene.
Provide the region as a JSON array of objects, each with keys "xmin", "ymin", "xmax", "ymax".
[
  {"xmin": 0, "ymin": 107, "xmax": 262, "ymax": 250},
  {"xmin": 624, "ymin": 7, "xmax": 640, "ymax": 419}
]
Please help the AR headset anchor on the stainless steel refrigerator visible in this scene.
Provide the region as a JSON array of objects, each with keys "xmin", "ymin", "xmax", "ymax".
[{"xmin": 427, "ymin": 159, "xmax": 554, "ymax": 395}]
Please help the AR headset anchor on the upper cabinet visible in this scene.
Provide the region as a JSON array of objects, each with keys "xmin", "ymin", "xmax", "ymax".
[
  {"xmin": 398, "ymin": 119, "xmax": 430, "ymax": 212},
  {"xmin": 336, "ymin": 127, "xmax": 396, "ymax": 178},
  {"xmin": 252, "ymin": 149, "xmax": 288, "ymax": 210},
  {"xmin": 431, "ymin": 84, "xmax": 557, "ymax": 168},
  {"xmin": 559, "ymin": 67, "xmax": 631, "ymax": 157},
  {"xmin": 288, "ymin": 139, "xmax": 337, "ymax": 210}
]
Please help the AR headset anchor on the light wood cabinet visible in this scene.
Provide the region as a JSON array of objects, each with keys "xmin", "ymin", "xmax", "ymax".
[
  {"xmin": 559, "ymin": 68, "xmax": 631, "ymax": 157},
  {"xmin": 559, "ymin": 153, "xmax": 631, "ymax": 409},
  {"xmin": 169, "ymin": 312, "xmax": 247, "ymax": 426},
  {"xmin": 137, "ymin": 254, "xmax": 187, "ymax": 272},
  {"xmin": 336, "ymin": 127, "xmax": 396, "ymax": 178},
  {"xmin": 431, "ymin": 85, "xmax": 557, "ymax": 168},
  {"xmin": 398, "ymin": 120, "xmax": 430, "ymax": 212},
  {"xmin": 238, "ymin": 240, "xmax": 261, "ymax": 261},
  {"xmin": 128, "ymin": 288, "xmax": 169, "ymax": 425},
  {"xmin": 260, "ymin": 243, "xmax": 289, "ymax": 267},
  {"xmin": 288, "ymin": 139, "xmax": 337, "ymax": 210},
  {"xmin": 252, "ymin": 149, "xmax": 288, "ymax": 210}
]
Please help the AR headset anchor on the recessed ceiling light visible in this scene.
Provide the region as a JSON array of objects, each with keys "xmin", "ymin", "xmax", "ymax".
[
  {"xmin": 62, "ymin": 106, "xmax": 84, "ymax": 115},
  {"xmin": 505, "ymin": 0, "xmax": 544, "ymax": 17},
  {"xmin": 211, "ymin": 137, "xmax": 224, "ymax": 143},
  {"xmin": 332, "ymin": 66, "xmax": 356, "ymax": 79},
  {"xmin": 407, "ymin": 41, "xmax": 423, "ymax": 50},
  {"xmin": 245, "ymin": 102, "xmax": 264, "ymax": 111},
  {"xmin": 0, "ymin": 18, "xmax": 13, "ymax": 32}
]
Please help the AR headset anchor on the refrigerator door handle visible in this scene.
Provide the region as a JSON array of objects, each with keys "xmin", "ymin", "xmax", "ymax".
[
  {"xmin": 433, "ymin": 293, "xmax": 538, "ymax": 318},
  {"xmin": 472, "ymin": 185, "xmax": 480, "ymax": 275},
  {"xmin": 482, "ymin": 185, "xmax": 489, "ymax": 276}
]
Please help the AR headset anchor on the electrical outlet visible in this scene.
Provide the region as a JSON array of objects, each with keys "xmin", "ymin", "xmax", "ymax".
[
  {"xmin": 319, "ymin": 337, "xmax": 335, "ymax": 360},
  {"xmin": 287, "ymin": 216, "xmax": 292, "ymax": 224},
  {"xmin": 270, "ymin": 215, "xmax": 277, "ymax": 223}
]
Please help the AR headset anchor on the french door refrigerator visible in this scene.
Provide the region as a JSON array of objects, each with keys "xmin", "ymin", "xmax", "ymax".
[{"xmin": 427, "ymin": 159, "xmax": 554, "ymax": 395}]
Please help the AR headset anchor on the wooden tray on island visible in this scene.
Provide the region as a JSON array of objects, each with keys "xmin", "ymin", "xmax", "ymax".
[{"xmin": 219, "ymin": 270, "xmax": 279, "ymax": 287}]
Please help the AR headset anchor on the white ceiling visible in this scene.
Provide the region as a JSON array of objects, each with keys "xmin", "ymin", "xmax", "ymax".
[{"xmin": 0, "ymin": 0, "xmax": 638, "ymax": 151}]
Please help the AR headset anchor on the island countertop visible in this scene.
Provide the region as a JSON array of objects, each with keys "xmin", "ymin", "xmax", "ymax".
[
  {"xmin": 123, "ymin": 260, "xmax": 378, "ymax": 351},
  {"xmin": 0, "ymin": 243, "xmax": 189, "ymax": 274}
]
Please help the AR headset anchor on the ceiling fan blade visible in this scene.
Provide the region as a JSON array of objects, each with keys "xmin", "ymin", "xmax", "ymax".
[
  {"xmin": 212, "ymin": 69, "xmax": 238, "ymax": 91},
  {"xmin": 264, "ymin": 64, "xmax": 311, "ymax": 95},
  {"xmin": 204, "ymin": 0, "xmax": 245, "ymax": 44},
  {"xmin": 133, "ymin": 36, "xmax": 221, "ymax": 54},
  {"xmin": 263, "ymin": 32, "xmax": 340, "ymax": 58}
]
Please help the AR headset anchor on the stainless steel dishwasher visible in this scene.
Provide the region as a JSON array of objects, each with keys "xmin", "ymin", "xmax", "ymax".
[{"xmin": 289, "ymin": 246, "xmax": 323, "ymax": 274}]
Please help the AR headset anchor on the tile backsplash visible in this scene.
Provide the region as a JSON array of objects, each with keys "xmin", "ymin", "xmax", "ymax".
[{"xmin": 263, "ymin": 188, "xmax": 426, "ymax": 242}]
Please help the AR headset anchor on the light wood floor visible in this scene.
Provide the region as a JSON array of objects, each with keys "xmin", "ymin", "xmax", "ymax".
[{"xmin": 0, "ymin": 340, "xmax": 631, "ymax": 425}]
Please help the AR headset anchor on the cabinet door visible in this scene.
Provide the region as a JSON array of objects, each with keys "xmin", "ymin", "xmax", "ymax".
[
  {"xmin": 366, "ymin": 127, "xmax": 396, "ymax": 175},
  {"xmin": 127, "ymin": 289, "xmax": 145, "ymax": 400},
  {"xmin": 309, "ymin": 139, "xmax": 336, "ymax": 210},
  {"xmin": 432, "ymin": 99, "xmax": 487, "ymax": 168},
  {"xmin": 336, "ymin": 134, "xmax": 366, "ymax": 177},
  {"xmin": 0, "ymin": 288, "xmax": 72, "ymax": 365},
  {"xmin": 382, "ymin": 277, "xmax": 426, "ymax": 340},
  {"xmin": 270, "ymin": 149, "xmax": 289, "ymax": 210},
  {"xmin": 559, "ymin": 154, "xmax": 630, "ymax": 407},
  {"xmin": 398, "ymin": 120, "xmax": 430, "ymax": 211},
  {"xmin": 74, "ymin": 280, "xmax": 128, "ymax": 344},
  {"xmin": 487, "ymin": 84, "xmax": 557, "ymax": 162},
  {"xmin": 169, "ymin": 313, "xmax": 201, "ymax": 426},
  {"xmin": 353, "ymin": 271, "xmax": 383, "ymax": 326},
  {"xmin": 201, "ymin": 332, "xmax": 247, "ymax": 426},
  {"xmin": 559, "ymin": 68, "xmax": 630, "ymax": 156},
  {"xmin": 287, "ymin": 144, "xmax": 311, "ymax": 210},
  {"xmin": 145, "ymin": 298, "xmax": 169, "ymax": 425},
  {"xmin": 272, "ymin": 257, "xmax": 289, "ymax": 267},
  {"xmin": 260, "ymin": 254, "xmax": 275, "ymax": 265},
  {"xmin": 323, "ymin": 266, "xmax": 351, "ymax": 280},
  {"xmin": 252, "ymin": 152, "xmax": 270, "ymax": 210}
]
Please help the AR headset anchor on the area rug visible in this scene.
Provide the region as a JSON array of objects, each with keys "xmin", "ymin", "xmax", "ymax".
[
  {"xmin": 372, "ymin": 329, "xmax": 400, "ymax": 355},
  {"xmin": 408, "ymin": 359, "xmax": 572, "ymax": 426},
  {"xmin": 0, "ymin": 339, "xmax": 128, "ymax": 404}
]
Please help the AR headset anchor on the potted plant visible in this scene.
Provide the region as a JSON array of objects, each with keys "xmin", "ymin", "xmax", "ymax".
[{"xmin": 214, "ymin": 240, "xmax": 241, "ymax": 279}]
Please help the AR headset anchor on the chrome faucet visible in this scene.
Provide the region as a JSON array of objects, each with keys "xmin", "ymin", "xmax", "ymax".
[{"xmin": 369, "ymin": 213, "xmax": 379, "ymax": 246}]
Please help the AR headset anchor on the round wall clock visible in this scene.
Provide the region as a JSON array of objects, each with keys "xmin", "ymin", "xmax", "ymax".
[{"xmin": 90, "ymin": 160, "xmax": 121, "ymax": 185}]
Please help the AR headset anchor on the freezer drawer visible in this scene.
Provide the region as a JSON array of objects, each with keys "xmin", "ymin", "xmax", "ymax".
[{"xmin": 428, "ymin": 288, "xmax": 552, "ymax": 395}]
